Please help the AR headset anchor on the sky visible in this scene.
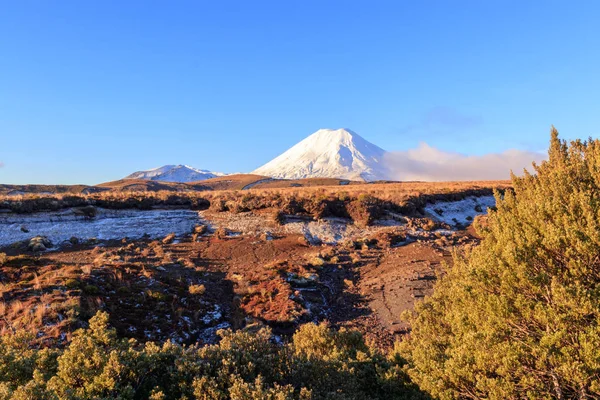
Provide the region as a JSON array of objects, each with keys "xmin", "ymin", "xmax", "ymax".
[{"xmin": 1, "ymin": 1, "xmax": 599, "ymax": 184}]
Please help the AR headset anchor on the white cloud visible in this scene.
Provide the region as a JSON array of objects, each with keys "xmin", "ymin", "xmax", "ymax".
[{"xmin": 383, "ymin": 143, "xmax": 546, "ymax": 181}]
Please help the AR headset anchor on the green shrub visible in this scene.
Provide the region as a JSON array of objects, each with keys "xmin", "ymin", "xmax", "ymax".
[
  {"xmin": 83, "ymin": 284, "xmax": 100, "ymax": 295},
  {"xmin": 64, "ymin": 278, "xmax": 80, "ymax": 289},
  {"xmin": 401, "ymin": 128, "xmax": 600, "ymax": 399},
  {"xmin": 146, "ymin": 290, "xmax": 168, "ymax": 302},
  {"xmin": 116, "ymin": 286, "xmax": 131, "ymax": 295},
  {"xmin": 0, "ymin": 311, "xmax": 424, "ymax": 399}
]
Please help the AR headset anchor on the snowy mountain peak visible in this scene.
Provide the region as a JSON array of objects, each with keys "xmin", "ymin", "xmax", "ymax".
[
  {"xmin": 253, "ymin": 128, "xmax": 389, "ymax": 182},
  {"xmin": 307, "ymin": 128, "xmax": 360, "ymax": 145},
  {"xmin": 125, "ymin": 165, "xmax": 224, "ymax": 182}
]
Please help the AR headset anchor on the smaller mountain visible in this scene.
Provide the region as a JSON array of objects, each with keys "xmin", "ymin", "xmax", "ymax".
[
  {"xmin": 125, "ymin": 165, "xmax": 225, "ymax": 183},
  {"xmin": 253, "ymin": 128, "xmax": 389, "ymax": 181}
]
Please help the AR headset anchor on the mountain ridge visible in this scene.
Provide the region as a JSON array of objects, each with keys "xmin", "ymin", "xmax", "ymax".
[
  {"xmin": 252, "ymin": 128, "xmax": 389, "ymax": 181},
  {"xmin": 124, "ymin": 129, "xmax": 391, "ymax": 183},
  {"xmin": 125, "ymin": 165, "xmax": 225, "ymax": 183}
]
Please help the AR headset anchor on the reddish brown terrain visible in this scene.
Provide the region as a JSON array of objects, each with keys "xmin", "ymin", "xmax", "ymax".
[{"xmin": 0, "ymin": 179, "xmax": 501, "ymax": 348}]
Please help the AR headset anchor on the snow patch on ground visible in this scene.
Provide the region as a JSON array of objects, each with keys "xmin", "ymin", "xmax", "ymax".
[
  {"xmin": 424, "ymin": 195, "xmax": 496, "ymax": 227},
  {"xmin": 200, "ymin": 211, "xmax": 269, "ymax": 237},
  {"xmin": 202, "ymin": 305, "xmax": 223, "ymax": 324},
  {"xmin": 0, "ymin": 209, "xmax": 202, "ymax": 247},
  {"xmin": 201, "ymin": 196, "xmax": 496, "ymax": 247},
  {"xmin": 284, "ymin": 218, "xmax": 365, "ymax": 245}
]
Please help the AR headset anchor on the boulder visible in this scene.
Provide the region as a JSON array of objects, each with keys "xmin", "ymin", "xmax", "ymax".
[{"xmin": 28, "ymin": 236, "xmax": 52, "ymax": 252}]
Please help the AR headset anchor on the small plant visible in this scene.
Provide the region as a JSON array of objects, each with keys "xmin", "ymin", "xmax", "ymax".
[
  {"xmin": 116, "ymin": 286, "xmax": 131, "ymax": 295},
  {"xmin": 65, "ymin": 278, "xmax": 80, "ymax": 289},
  {"xmin": 357, "ymin": 193, "xmax": 374, "ymax": 203},
  {"xmin": 309, "ymin": 256, "xmax": 326, "ymax": 267},
  {"xmin": 210, "ymin": 199, "xmax": 228, "ymax": 212},
  {"xmin": 318, "ymin": 247, "xmax": 335, "ymax": 261},
  {"xmin": 83, "ymin": 284, "xmax": 100, "ymax": 294},
  {"xmin": 188, "ymin": 284, "xmax": 206, "ymax": 296},
  {"xmin": 338, "ymin": 191, "xmax": 350, "ymax": 201},
  {"xmin": 162, "ymin": 232, "xmax": 176, "ymax": 244},
  {"xmin": 272, "ymin": 210, "xmax": 286, "ymax": 225},
  {"xmin": 422, "ymin": 218, "xmax": 437, "ymax": 231},
  {"xmin": 215, "ymin": 227, "xmax": 229, "ymax": 239},
  {"xmin": 146, "ymin": 289, "xmax": 168, "ymax": 302},
  {"xmin": 193, "ymin": 224, "xmax": 207, "ymax": 235}
]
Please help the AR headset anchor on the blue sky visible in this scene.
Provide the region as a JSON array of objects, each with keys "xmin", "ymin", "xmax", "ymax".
[{"xmin": 1, "ymin": 1, "xmax": 599, "ymax": 184}]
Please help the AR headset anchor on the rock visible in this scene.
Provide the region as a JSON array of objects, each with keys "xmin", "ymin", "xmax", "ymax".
[
  {"xmin": 31, "ymin": 243, "xmax": 46, "ymax": 252},
  {"xmin": 73, "ymin": 206, "xmax": 98, "ymax": 219},
  {"xmin": 28, "ymin": 236, "xmax": 52, "ymax": 252},
  {"xmin": 260, "ymin": 231, "xmax": 274, "ymax": 241}
]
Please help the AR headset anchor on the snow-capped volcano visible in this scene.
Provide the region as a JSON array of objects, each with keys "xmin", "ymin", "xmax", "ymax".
[
  {"xmin": 253, "ymin": 128, "xmax": 389, "ymax": 181},
  {"xmin": 125, "ymin": 165, "xmax": 224, "ymax": 182}
]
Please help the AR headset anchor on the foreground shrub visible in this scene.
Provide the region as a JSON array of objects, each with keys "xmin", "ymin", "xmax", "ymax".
[
  {"xmin": 401, "ymin": 129, "xmax": 600, "ymax": 399},
  {"xmin": 0, "ymin": 312, "xmax": 423, "ymax": 399}
]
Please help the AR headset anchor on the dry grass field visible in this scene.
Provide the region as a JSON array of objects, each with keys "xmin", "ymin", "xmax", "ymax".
[{"xmin": 0, "ymin": 176, "xmax": 510, "ymax": 213}]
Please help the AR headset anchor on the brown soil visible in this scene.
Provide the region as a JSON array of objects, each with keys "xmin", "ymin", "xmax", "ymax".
[{"xmin": 0, "ymin": 218, "xmax": 481, "ymax": 350}]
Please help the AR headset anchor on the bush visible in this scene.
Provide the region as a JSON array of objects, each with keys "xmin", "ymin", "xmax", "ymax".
[
  {"xmin": 64, "ymin": 279, "xmax": 80, "ymax": 289},
  {"xmin": 272, "ymin": 210, "xmax": 286, "ymax": 225},
  {"xmin": 401, "ymin": 128, "xmax": 600, "ymax": 399},
  {"xmin": 0, "ymin": 311, "xmax": 424, "ymax": 399},
  {"xmin": 83, "ymin": 284, "xmax": 100, "ymax": 295}
]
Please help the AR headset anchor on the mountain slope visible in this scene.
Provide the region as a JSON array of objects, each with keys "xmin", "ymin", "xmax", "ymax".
[
  {"xmin": 253, "ymin": 128, "xmax": 389, "ymax": 181},
  {"xmin": 125, "ymin": 165, "xmax": 224, "ymax": 183}
]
